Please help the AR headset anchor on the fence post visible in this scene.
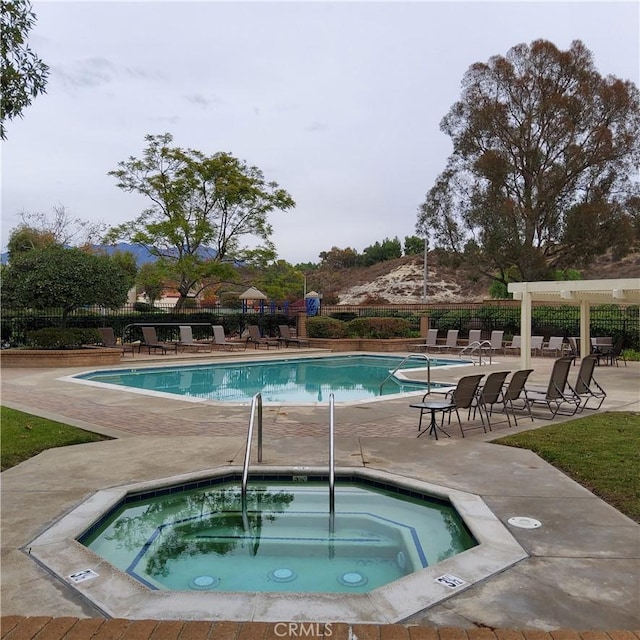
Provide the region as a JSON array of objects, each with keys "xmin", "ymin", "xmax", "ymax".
[{"xmin": 420, "ymin": 315, "xmax": 430, "ymax": 338}]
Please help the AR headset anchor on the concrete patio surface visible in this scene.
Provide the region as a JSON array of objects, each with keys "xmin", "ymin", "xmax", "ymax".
[{"xmin": 1, "ymin": 350, "xmax": 639, "ymax": 630}]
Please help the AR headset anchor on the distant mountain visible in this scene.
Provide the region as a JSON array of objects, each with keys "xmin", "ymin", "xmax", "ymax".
[{"xmin": 1, "ymin": 243, "xmax": 218, "ymax": 265}]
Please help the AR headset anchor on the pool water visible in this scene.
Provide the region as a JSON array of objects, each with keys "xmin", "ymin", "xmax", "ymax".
[
  {"xmin": 74, "ymin": 354, "xmax": 464, "ymax": 403},
  {"xmin": 80, "ymin": 478, "xmax": 477, "ymax": 593}
]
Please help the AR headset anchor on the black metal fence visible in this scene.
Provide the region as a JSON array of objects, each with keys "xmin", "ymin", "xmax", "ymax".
[{"xmin": 2, "ymin": 301, "xmax": 638, "ymax": 351}]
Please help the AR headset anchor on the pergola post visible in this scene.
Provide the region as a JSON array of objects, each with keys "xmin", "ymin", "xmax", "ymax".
[{"xmin": 519, "ymin": 284, "xmax": 533, "ymax": 370}]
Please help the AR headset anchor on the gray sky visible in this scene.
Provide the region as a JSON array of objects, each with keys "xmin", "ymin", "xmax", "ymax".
[{"xmin": 2, "ymin": 0, "xmax": 638, "ymax": 264}]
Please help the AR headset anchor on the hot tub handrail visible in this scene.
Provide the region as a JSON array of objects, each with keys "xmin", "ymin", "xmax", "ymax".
[
  {"xmin": 241, "ymin": 392, "xmax": 263, "ymax": 513},
  {"xmin": 379, "ymin": 353, "xmax": 431, "ymax": 395},
  {"xmin": 329, "ymin": 393, "xmax": 335, "ymax": 534}
]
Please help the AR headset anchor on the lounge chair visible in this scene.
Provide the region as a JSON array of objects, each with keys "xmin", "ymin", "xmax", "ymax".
[
  {"xmin": 212, "ymin": 325, "xmax": 245, "ymax": 351},
  {"xmin": 430, "ymin": 329, "xmax": 459, "ymax": 353},
  {"xmin": 525, "ymin": 356, "xmax": 580, "ymax": 419},
  {"xmin": 542, "ymin": 336, "xmax": 566, "ymax": 358},
  {"xmin": 178, "ymin": 326, "xmax": 212, "ymax": 353},
  {"xmin": 443, "ymin": 374, "xmax": 486, "ymax": 437},
  {"xmin": 141, "ymin": 326, "xmax": 178, "ymax": 355},
  {"xmin": 467, "ymin": 330, "xmax": 482, "ymax": 345},
  {"xmin": 98, "ymin": 327, "xmax": 137, "ymax": 357},
  {"xmin": 574, "ymin": 355, "xmax": 606, "ymax": 411},
  {"xmin": 504, "ymin": 335, "xmax": 521, "ymax": 355},
  {"xmin": 278, "ymin": 324, "xmax": 310, "ymax": 348},
  {"xmin": 501, "ymin": 369, "xmax": 534, "ymax": 425},
  {"xmin": 411, "ymin": 328, "xmax": 438, "ymax": 352},
  {"xmin": 473, "ymin": 370, "xmax": 511, "ymax": 431},
  {"xmin": 487, "ymin": 330, "xmax": 504, "ymax": 354},
  {"xmin": 530, "ymin": 335, "xmax": 544, "ymax": 356},
  {"xmin": 246, "ymin": 325, "xmax": 279, "ymax": 349}
]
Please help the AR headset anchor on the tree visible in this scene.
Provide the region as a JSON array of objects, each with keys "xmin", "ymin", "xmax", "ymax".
[
  {"xmin": 1, "ymin": 246, "xmax": 130, "ymax": 327},
  {"xmin": 136, "ymin": 261, "xmax": 165, "ymax": 306},
  {"xmin": 362, "ymin": 237, "xmax": 402, "ymax": 266},
  {"xmin": 1, "ymin": 0, "xmax": 49, "ymax": 139},
  {"xmin": 403, "ymin": 235, "xmax": 425, "ymax": 256},
  {"xmin": 105, "ymin": 133, "xmax": 295, "ymax": 309},
  {"xmin": 252, "ymin": 259, "xmax": 306, "ymax": 302},
  {"xmin": 318, "ymin": 246, "xmax": 361, "ymax": 269},
  {"xmin": 417, "ymin": 39, "xmax": 640, "ymax": 283}
]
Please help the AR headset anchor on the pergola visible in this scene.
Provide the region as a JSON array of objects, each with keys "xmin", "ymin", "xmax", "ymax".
[{"xmin": 507, "ymin": 278, "xmax": 640, "ymax": 368}]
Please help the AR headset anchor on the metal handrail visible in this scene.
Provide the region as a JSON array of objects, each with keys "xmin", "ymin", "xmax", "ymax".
[
  {"xmin": 241, "ymin": 393, "xmax": 263, "ymax": 514},
  {"xmin": 379, "ymin": 353, "xmax": 431, "ymax": 395},
  {"xmin": 329, "ymin": 393, "xmax": 335, "ymax": 534},
  {"xmin": 458, "ymin": 340, "xmax": 493, "ymax": 365}
]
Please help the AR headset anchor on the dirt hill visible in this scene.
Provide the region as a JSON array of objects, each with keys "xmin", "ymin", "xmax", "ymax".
[{"xmin": 308, "ymin": 251, "xmax": 640, "ymax": 305}]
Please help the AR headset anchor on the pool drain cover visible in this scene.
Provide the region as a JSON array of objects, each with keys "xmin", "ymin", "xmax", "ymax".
[
  {"xmin": 338, "ymin": 571, "xmax": 368, "ymax": 587},
  {"xmin": 188, "ymin": 575, "xmax": 220, "ymax": 590},
  {"xmin": 508, "ymin": 516, "xmax": 542, "ymax": 529},
  {"xmin": 268, "ymin": 568, "xmax": 297, "ymax": 582}
]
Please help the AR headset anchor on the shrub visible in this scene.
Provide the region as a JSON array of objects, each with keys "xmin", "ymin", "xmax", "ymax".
[
  {"xmin": 347, "ymin": 317, "xmax": 411, "ymax": 338},
  {"xmin": 133, "ymin": 301, "xmax": 154, "ymax": 312},
  {"xmin": 307, "ymin": 317, "xmax": 347, "ymax": 338},
  {"xmin": 26, "ymin": 327, "xmax": 101, "ymax": 349}
]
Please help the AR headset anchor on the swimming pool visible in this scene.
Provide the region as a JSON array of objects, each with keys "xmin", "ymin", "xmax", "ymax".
[
  {"xmin": 72, "ymin": 354, "xmax": 466, "ymax": 404},
  {"xmin": 80, "ymin": 476, "xmax": 477, "ymax": 594}
]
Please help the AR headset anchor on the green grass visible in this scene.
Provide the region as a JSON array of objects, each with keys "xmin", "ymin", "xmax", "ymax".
[
  {"xmin": 493, "ymin": 412, "xmax": 640, "ymax": 522},
  {"xmin": 1, "ymin": 406, "xmax": 110, "ymax": 471}
]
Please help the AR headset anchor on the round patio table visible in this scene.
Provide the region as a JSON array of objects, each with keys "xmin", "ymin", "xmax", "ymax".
[{"xmin": 410, "ymin": 399, "xmax": 454, "ymax": 439}]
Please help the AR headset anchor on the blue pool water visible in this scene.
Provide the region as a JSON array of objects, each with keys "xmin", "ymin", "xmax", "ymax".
[
  {"xmin": 80, "ymin": 476, "xmax": 476, "ymax": 593},
  {"xmin": 75, "ymin": 354, "xmax": 465, "ymax": 403}
]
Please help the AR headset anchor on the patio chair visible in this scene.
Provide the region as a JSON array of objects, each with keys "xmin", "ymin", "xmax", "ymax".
[
  {"xmin": 574, "ymin": 355, "xmax": 606, "ymax": 411},
  {"xmin": 501, "ymin": 369, "xmax": 534, "ymax": 426},
  {"xmin": 467, "ymin": 330, "xmax": 482, "ymax": 345},
  {"xmin": 530, "ymin": 335, "xmax": 544, "ymax": 356},
  {"xmin": 503, "ymin": 335, "xmax": 521, "ymax": 355},
  {"xmin": 541, "ymin": 336, "xmax": 566, "ymax": 358},
  {"xmin": 178, "ymin": 326, "xmax": 212, "ymax": 353},
  {"xmin": 443, "ymin": 374, "xmax": 486, "ymax": 437},
  {"xmin": 410, "ymin": 328, "xmax": 438, "ymax": 352},
  {"xmin": 141, "ymin": 326, "xmax": 178, "ymax": 355},
  {"xmin": 604, "ymin": 336, "xmax": 626, "ymax": 367},
  {"xmin": 98, "ymin": 327, "xmax": 137, "ymax": 357},
  {"xmin": 525, "ymin": 356, "xmax": 580, "ymax": 419},
  {"xmin": 246, "ymin": 325, "xmax": 279, "ymax": 349},
  {"xmin": 430, "ymin": 329, "xmax": 459, "ymax": 353},
  {"xmin": 487, "ymin": 330, "xmax": 504, "ymax": 354},
  {"xmin": 473, "ymin": 370, "xmax": 511, "ymax": 431},
  {"xmin": 212, "ymin": 325, "xmax": 245, "ymax": 351},
  {"xmin": 277, "ymin": 324, "xmax": 310, "ymax": 348}
]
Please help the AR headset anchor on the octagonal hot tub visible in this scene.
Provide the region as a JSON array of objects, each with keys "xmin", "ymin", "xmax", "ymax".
[{"xmin": 27, "ymin": 467, "xmax": 527, "ymax": 622}]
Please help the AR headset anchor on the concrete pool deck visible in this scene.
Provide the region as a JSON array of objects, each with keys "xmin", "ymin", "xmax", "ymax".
[{"xmin": 1, "ymin": 351, "xmax": 639, "ymax": 630}]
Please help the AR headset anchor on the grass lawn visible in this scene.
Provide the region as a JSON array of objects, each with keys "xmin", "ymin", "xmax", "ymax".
[
  {"xmin": 1, "ymin": 406, "xmax": 111, "ymax": 471},
  {"xmin": 493, "ymin": 411, "xmax": 640, "ymax": 523}
]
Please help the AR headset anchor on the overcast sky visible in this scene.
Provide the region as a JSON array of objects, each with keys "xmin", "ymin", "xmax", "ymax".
[{"xmin": 2, "ymin": 1, "xmax": 638, "ymax": 264}]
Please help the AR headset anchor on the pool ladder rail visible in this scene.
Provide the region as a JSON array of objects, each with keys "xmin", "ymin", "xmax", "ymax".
[
  {"xmin": 458, "ymin": 340, "xmax": 493, "ymax": 365},
  {"xmin": 379, "ymin": 353, "xmax": 431, "ymax": 395},
  {"xmin": 241, "ymin": 392, "xmax": 337, "ymax": 534}
]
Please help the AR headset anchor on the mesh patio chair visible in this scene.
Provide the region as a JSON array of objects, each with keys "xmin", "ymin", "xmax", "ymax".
[
  {"xmin": 542, "ymin": 336, "xmax": 566, "ymax": 358},
  {"xmin": 212, "ymin": 325, "xmax": 245, "ymax": 351},
  {"xmin": 178, "ymin": 326, "xmax": 212, "ymax": 352},
  {"xmin": 410, "ymin": 328, "xmax": 438, "ymax": 352},
  {"xmin": 503, "ymin": 335, "xmax": 521, "ymax": 355},
  {"xmin": 573, "ymin": 355, "xmax": 606, "ymax": 411},
  {"xmin": 501, "ymin": 369, "xmax": 534, "ymax": 426},
  {"xmin": 98, "ymin": 327, "xmax": 137, "ymax": 357},
  {"xmin": 473, "ymin": 370, "xmax": 511, "ymax": 431},
  {"xmin": 141, "ymin": 326, "xmax": 178, "ymax": 355},
  {"xmin": 525, "ymin": 356, "xmax": 580, "ymax": 419},
  {"xmin": 430, "ymin": 329, "xmax": 459, "ymax": 353},
  {"xmin": 247, "ymin": 325, "xmax": 279, "ymax": 349},
  {"xmin": 277, "ymin": 324, "xmax": 309, "ymax": 348},
  {"xmin": 443, "ymin": 374, "xmax": 486, "ymax": 437}
]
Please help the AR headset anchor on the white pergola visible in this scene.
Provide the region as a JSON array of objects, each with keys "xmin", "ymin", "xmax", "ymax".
[{"xmin": 508, "ymin": 278, "xmax": 640, "ymax": 369}]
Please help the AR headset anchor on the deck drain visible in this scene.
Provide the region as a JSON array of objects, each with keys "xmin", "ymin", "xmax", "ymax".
[{"xmin": 508, "ymin": 516, "xmax": 542, "ymax": 529}]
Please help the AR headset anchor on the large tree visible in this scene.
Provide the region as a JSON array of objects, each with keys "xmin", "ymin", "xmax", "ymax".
[
  {"xmin": 106, "ymin": 133, "xmax": 295, "ymax": 309},
  {"xmin": 1, "ymin": 246, "xmax": 130, "ymax": 327},
  {"xmin": 417, "ymin": 39, "xmax": 640, "ymax": 283},
  {"xmin": 1, "ymin": 0, "xmax": 49, "ymax": 139}
]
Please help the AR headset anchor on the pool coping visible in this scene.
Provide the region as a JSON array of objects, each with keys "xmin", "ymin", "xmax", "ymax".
[{"xmin": 26, "ymin": 466, "xmax": 527, "ymax": 623}]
